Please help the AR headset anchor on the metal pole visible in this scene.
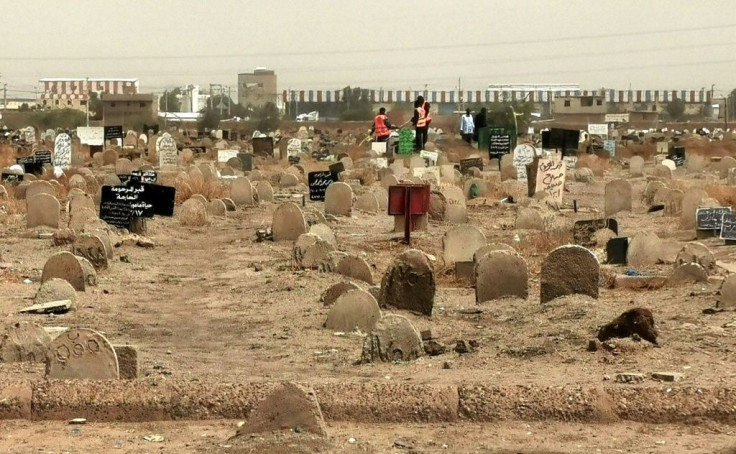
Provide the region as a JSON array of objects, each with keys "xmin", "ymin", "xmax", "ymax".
[{"xmin": 164, "ymin": 90, "xmax": 168, "ymax": 129}]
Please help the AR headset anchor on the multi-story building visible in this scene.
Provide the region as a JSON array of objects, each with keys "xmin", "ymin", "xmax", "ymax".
[
  {"xmin": 37, "ymin": 78, "xmax": 139, "ymax": 111},
  {"xmin": 100, "ymin": 93, "xmax": 157, "ymax": 126},
  {"xmin": 237, "ymin": 68, "xmax": 277, "ymax": 108}
]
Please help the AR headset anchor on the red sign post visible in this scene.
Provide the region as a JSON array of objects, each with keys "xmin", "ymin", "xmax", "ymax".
[{"xmin": 388, "ymin": 184, "xmax": 430, "ymax": 245}]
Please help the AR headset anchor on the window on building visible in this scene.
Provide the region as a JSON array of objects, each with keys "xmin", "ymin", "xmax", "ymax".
[
  {"xmin": 564, "ymin": 100, "xmax": 571, "ymax": 107},
  {"xmin": 126, "ymin": 102, "xmax": 131, "ymax": 107},
  {"xmin": 140, "ymin": 102, "xmax": 146, "ymax": 108},
  {"xmin": 55, "ymin": 100, "xmax": 60, "ymax": 106},
  {"xmin": 67, "ymin": 100, "xmax": 72, "ymax": 106},
  {"xmin": 596, "ymin": 99, "xmax": 603, "ymax": 106},
  {"xmin": 581, "ymin": 97, "xmax": 593, "ymax": 107},
  {"xmin": 80, "ymin": 100, "xmax": 87, "ymax": 106},
  {"xmin": 110, "ymin": 102, "xmax": 116, "ymax": 107}
]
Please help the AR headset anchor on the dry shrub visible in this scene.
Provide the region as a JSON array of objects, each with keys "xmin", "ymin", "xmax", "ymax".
[
  {"xmin": 0, "ymin": 144, "xmax": 18, "ymax": 168},
  {"xmin": 516, "ymin": 230, "xmax": 572, "ymax": 274},
  {"xmin": 705, "ymin": 184, "xmax": 736, "ymax": 209},
  {"xmin": 618, "ymin": 142, "xmax": 655, "ymax": 160}
]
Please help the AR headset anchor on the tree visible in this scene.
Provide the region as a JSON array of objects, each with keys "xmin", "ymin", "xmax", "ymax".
[
  {"xmin": 159, "ymin": 88, "xmax": 181, "ymax": 112},
  {"xmin": 252, "ymin": 102, "xmax": 280, "ymax": 131},
  {"xmin": 198, "ymin": 107, "xmax": 220, "ymax": 130},
  {"xmin": 339, "ymin": 86, "xmax": 373, "ymax": 121},
  {"xmin": 88, "ymin": 92, "xmax": 103, "ymax": 121},
  {"xmin": 666, "ymin": 98, "xmax": 686, "ymax": 120},
  {"xmin": 19, "ymin": 103, "xmax": 29, "ymax": 111}
]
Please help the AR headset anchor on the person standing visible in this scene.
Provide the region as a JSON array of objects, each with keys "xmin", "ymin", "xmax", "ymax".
[
  {"xmin": 473, "ymin": 107, "xmax": 488, "ymax": 143},
  {"xmin": 460, "ymin": 108, "xmax": 474, "ymax": 144},
  {"xmin": 370, "ymin": 107, "xmax": 393, "ymax": 142},
  {"xmin": 411, "ymin": 95, "xmax": 431, "ymax": 151}
]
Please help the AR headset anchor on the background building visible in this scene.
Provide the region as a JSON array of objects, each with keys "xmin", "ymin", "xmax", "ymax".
[
  {"xmin": 238, "ymin": 68, "xmax": 277, "ymax": 108},
  {"xmin": 37, "ymin": 78, "xmax": 139, "ymax": 111},
  {"xmin": 101, "ymin": 93, "xmax": 157, "ymax": 126}
]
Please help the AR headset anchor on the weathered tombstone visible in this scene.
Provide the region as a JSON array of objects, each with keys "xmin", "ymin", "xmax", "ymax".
[
  {"xmin": 26, "ymin": 180, "xmax": 55, "ymax": 201},
  {"xmin": 335, "ymin": 255, "xmax": 373, "ymax": 284},
  {"xmin": 661, "ymin": 159, "xmax": 677, "ymax": 170},
  {"xmin": 189, "ymin": 193, "xmax": 208, "ymax": 208},
  {"xmin": 515, "ymin": 207, "xmax": 544, "ymax": 230},
  {"xmin": 41, "ymin": 251, "xmax": 96, "ymax": 292},
  {"xmin": 0, "ymin": 322, "xmax": 52, "ymax": 363},
  {"xmin": 255, "ymin": 181, "xmax": 274, "ymax": 203},
  {"xmin": 157, "ymin": 133, "xmax": 178, "ymax": 167},
  {"xmin": 378, "ymin": 249, "xmax": 435, "ymax": 316},
  {"xmin": 293, "ymin": 233, "xmax": 336, "ymax": 269},
  {"xmin": 68, "ymin": 207, "xmax": 96, "ymax": 232},
  {"xmin": 179, "ymin": 198, "xmax": 209, "ymax": 226},
  {"xmin": 69, "ymin": 192, "xmax": 96, "ymax": 215},
  {"xmin": 644, "ymin": 181, "xmax": 667, "ymax": 206},
  {"xmin": 230, "ymin": 177, "xmax": 256, "ymax": 206},
  {"xmin": 626, "ymin": 231, "xmax": 663, "ymax": 267},
  {"xmin": 354, "ymin": 192, "xmax": 379, "ymax": 213},
  {"xmin": 680, "ymin": 189, "xmax": 708, "ymax": 230},
  {"xmin": 381, "ymin": 173, "xmax": 400, "ymax": 189},
  {"xmin": 653, "ymin": 164, "xmax": 672, "ymax": 179},
  {"xmin": 27, "ymin": 193, "xmax": 60, "ymax": 228},
  {"xmin": 604, "ymin": 179, "xmax": 633, "ymax": 217},
  {"xmin": 234, "ymin": 383, "xmax": 326, "ymax": 438},
  {"xmin": 72, "ymin": 234, "xmax": 108, "ymax": 271},
  {"xmin": 540, "ymin": 245, "xmax": 599, "ymax": 304},
  {"xmin": 320, "ymin": 281, "xmax": 361, "ymax": 307},
  {"xmin": 324, "ymin": 182, "xmax": 353, "ymax": 217},
  {"xmin": 475, "ymin": 251, "xmax": 528, "ymax": 302},
  {"xmin": 442, "ymin": 186, "xmax": 467, "ymax": 224},
  {"xmin": 360, "ymin": 314, "xmax": 424, "ymax": 363},
  {"xmin": 512, "ymin": 143, "xmax": 538, "ymax": 181},
  {"xmin": 664, "ymin": 189, "xmax": 684, "ymax": 216},
  {"xmin": 272, "ymin": 202, "xmax": 307, "ymax": 241},
  {"xmin": 442, "ymin": 224, "xmax": 486, "ymax": 265},
  {"xmin": 53, "ymin": 133, "xmax": 72, "ymax": 168},
  {"xmin": 675, "ymin": 242, "xmax": 715, "ymax": 273},
  {"xmin": 685, "ymin": 154, "xmax": 706, "ymax": 173},
  {"xmin": 372, "ymin": 186, "xmax": 389, "ymax": 212},
  {"xmin": 720, "ymin": 156, "xmax": 736, "ymax": 179},
  {"xmin": 324, "ymin": 289, "xmax": 381, "ymax": 333},
  {"xmin": 668, "ymin": 263, "xmax": 708, "ymax": 285},
  {"xmin": 429, "ymin": 191, "xmax": 447, "ymax": 221},
  {"xmin": 718, "ymin": 275, "xmax": 736, "ymax": 310},
  {"xmin": 309, "ymin": 223, "xmax": 337, "ymax": 247},
  {"xmin": 45, "ymin": 328, "xmax": 119, "ymax": 380},
  {"xmin": 500, "ymin": 154, "xmax": 517, "ymax": 181},
  {"xmin": 629, "ymin": 156, "xmax": 644, "ymax": 177},
  {"xmin": 68, "ymin": 174, "xmax": 87, "ymax": 191},
  {"xmin": 101, "ymin": 149, "xmax": 117, "ymax": 166},
  {"xmin": 207, "ymin": 199, "xmax": 227, "ymax": 217},
  {"xmin": 473, "ymin": 243, "xmax": 515, "ymax": 262},
  {"xmin": 34, "ymin": 278, "xmax": 77, "ymax": 306},
  {"xmin": 115, "ymin": 158, "xmax": 134, "ymax": 175}
]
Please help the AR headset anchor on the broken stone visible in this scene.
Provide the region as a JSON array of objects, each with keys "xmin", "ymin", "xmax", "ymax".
[
  {"xmin": 292, "ymin": 233, "xmax": 336, "ymax": 269},
  {"xmin": 360, "ymin": 314, "xmax": 423, "ymax": 363},
  {"xmin": 18, "ymin": 299, "xmax": 72, "ymax": 315},
  {"xmin": 675, "ymin": 242, "xmax": 715, "ymax": 273},
  {"xmin": 651, "ymin": 372, "xmax": 683, "ymax": 382},
  {"xmin": 112, "ymin": 345, "xmax": 139, "ymax": 380},
  {"xmin": 615, "ymin": 373, "xmax": 645, "ymax": 383},
  {"xmin": 424, "ymin": 340, "xmax": 446, "ymax": 356},
  {"xmin": 320, "ymin": 281, "xmax": 361, "ymax": 307},
  {"xmin": 0, "ymin": 322, "xmax": 52, "ymax": 363}
]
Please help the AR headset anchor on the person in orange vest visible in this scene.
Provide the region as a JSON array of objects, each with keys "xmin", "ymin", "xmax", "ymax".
[
  {"xmin": 411, "ymin": 95, "xmax": 431, "ymax": 151},
  {"xmin": 370, "ymin": 107, "xmax": 393, "ymax": 142}
]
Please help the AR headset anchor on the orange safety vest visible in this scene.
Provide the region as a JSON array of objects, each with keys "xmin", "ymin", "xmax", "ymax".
[
  {"xmin": 374, "ymin": 114, "xmax": 390, "ymax": 137},
  {"xmin": 416, "ymin": 102, "xmax": 431, "ymax": 128}
]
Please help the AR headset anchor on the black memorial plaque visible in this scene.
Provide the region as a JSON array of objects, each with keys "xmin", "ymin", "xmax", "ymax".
[
  {"xmin": 104, "ymin": 125, "xmax": 124, "ymax": 140},
  {"xmin": 720, "ymin": 212, "xmax": 736, "ymax": 241},
  {"xmin": 488, "ymin": 129, "xmax": 511, "ymax": 161},
  {"xmin": 237, "ymin": 152, "xmax": 253, "ymax": 171},
  {"xmin": 308, "ymin": 171, "xmax": 339, "ymax": 201},
  {"xmin": 606, "ymin": 237, "xmax": 629, "ymax": 265},
  {"xmin": 460, "ymin": 157, "xmax": 484, "ymax": 174},
  {"xmin": 696, "ymin": 207, "xmax": 732, "ymax": 231}
]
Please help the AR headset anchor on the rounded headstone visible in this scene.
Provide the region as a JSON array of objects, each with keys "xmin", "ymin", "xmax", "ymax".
[
  {"xmin": 653, "ymin": 164, "xmax": 672, "ymax": 179},
  {"xmin": 661, "ymin": 159, "xmax": 677, "ymax": 171},
  {"xmin": 221, "ymin": 198, "xmax": 237, "ymax": 212},
  {"xmin": 26, "ymin": 180, "xmax": 55, "ymax": 201},
  {"xmin": 102, "ymin": 149, "xmax": 118, "ymax": 166},
  {"xmin": 680, "ymin": 189, "xmax": 708, "ymax": 230},
  {"xmin": 475, "ymin": 251, "xmax": 528, "ymax": 303},
  {"xmin": 309, "ymin": 223, "xmax": 337, "ymax": 247},
  {"xmin": 473, "ymin": 243, "xmax": 515, "ymax": 262},
  {"xmin": 324, "ymin": 182, "xmax": 353, "ymax": 217},
  {"xmin": 515, "ymin": 207, "xmax": 544, "ymax": 230},
  {"xmin": 320, "ymin": 281, "xmax": 361, "ymax": 307},
  {"xmin": 718, "ymin": 275, "xmax": 736, "ymax": 310},
  {"xmin": 27, "ymin": 193, "xmax": 60, "ymax": 229},
  {"xmin": 629, "ymin": 156, "xmax": 645, "ymax": 177},
  {"xmin": 719, "ymin": 156, "xmax": 736, "ymax": 179},
  {"xmin": 115, "ymin": 158, "xmax": 133, "ymax": 175},
  {"xmin": 179, "ymin": 198, "xmax": 209, "ymax": 226},
  {"xmin": 35, "ymin": 278, "xmax": 77, "ymax": 306},
  {"xmin": 189, "ymin": 194, "xmax": 208, "ymax": 207},
  {"xmin": 675, "ymin": 242, "xmax": 715, "ymax": 273},
  {"xmin": 272, "ymin": 202, "xmax": 307, "ymax": 241},
  {"xmin": 207, "ymin": 199, "xmax": 227, "ymax": 217},
  {"xmin": 0, "ymin": 322, "xmax": 52, "ymax": 363},
  {"xmin": 293, "ymin": 233, "xmax": 336, "ymax": 269},
  {"xmin": 324, "ymin": 290, "xmax": 381, "ymax": 333},
  {"xmin": 72, "ymin": 234, "xmax": 108, "ymax": 271},
  {"xmin": 68, "ymin": 207, "xmax": 96, "ymax": 232},
  {"xmin": 540, "ymin": 245, "xmax": 599, "ymax": 304},
  {"xmin": 279, "ymin": 173, "xmax": 300, "ymax": 188},
  {"xmin": 360, "ymin": 314, "xmax": 424, "ymax": 363},
  {"xmin": 230, "ymin": 177, "xmax": 256, "ymax": 206},
  {"xmin": 255, "ymin": 181, "xmax": 274, "ymax": 203},
  {"xmin": 604, "ymin": 179, "xmax": 633, "ymax": 217},
  {"xmin": 354, "ymin": 192, "xmax": 379, "ymax": 213},
  {"xmin": 335, "ymin": 255, "xmax": 373, "ymax": 284},
  {"xmin": 45, "ymin": 328, "xmax": 119, "ymax": 380},
  {"xmin": 626, "ymin": 231, "xmax": 663, "ymax": 268},
  {"xmin": 428, "ymin": 191, "xmax": 447, "ymax": 221},
  {"xmin": 442, "ymin": 224, "xmax": 486, "ymax": 265},
  {"xmin": 67, "ymin": 174, "xmax": 87, "ymax": 191},
  {"xmin": 668, "ymin": 263, "xmax": 708, "ymax": 285},
  {"xmin": 378, "ymin": 249, "xmax": 435, "ymax": 316}
]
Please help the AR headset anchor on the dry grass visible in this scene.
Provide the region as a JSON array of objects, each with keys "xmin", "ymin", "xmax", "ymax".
[
  {"xmin": 705, "ymin": 184, "xmax": 736, "ymax": 209},
  {"xmin": 159, "ymin": 174, "xmax": 229, "ymax": 204},
  {"xmin": 516, "ymin": 230, "xmax": 573, "ymax": 274}
]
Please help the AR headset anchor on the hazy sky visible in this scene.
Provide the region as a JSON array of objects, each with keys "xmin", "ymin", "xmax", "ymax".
[{"xmin": 2, "ymin": 0, "xmax": 734, "ymax": 98}]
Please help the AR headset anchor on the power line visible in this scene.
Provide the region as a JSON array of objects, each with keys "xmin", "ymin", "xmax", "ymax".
[{"xmin": 0, "ymin": 23, "xmax": 733, "ymax": 61}]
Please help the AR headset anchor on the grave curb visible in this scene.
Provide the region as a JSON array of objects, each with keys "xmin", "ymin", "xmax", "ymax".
[{"xmin": 2, "ymin": 380, "xmax": 736, "ymax": 424}]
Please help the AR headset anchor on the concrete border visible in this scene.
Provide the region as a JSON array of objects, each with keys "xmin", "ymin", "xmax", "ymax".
[{"xmin": 1, "ymin": 379, "xmax": 736, "ymax": 424}]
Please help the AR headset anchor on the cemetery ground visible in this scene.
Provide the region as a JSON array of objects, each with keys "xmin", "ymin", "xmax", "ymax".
[{"xmin": 3, "ymin": 133, "xmax": 736, "ymax": 451}]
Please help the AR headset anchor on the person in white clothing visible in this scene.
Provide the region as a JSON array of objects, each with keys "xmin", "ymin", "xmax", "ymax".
[{"xmin": 460, "ymin": 108, "xmax": 474, "ymax": 144}]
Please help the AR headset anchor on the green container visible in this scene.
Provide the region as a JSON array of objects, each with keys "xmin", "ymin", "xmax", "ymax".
[{"xmin": 477, "ymin": 126, "xmax": 490, "ymax": 151}]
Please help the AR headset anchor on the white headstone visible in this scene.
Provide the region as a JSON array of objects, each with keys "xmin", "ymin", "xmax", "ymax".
[
  {"xmin": 512, "ymin": 143, "xmax": 538, "ymax": 181},
  {"xmin": 53, "ymin": 133, "xmax": 72, "ymax": 168},
  {"xmin": 157, "ymin": 133, "xmax": 178, "ymax": 167}
]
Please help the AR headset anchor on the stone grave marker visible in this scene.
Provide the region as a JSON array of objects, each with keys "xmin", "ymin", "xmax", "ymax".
[
  {"xmin": 179, "ymin": 198, "xmax": 209, "ymax": 226},
  {"xmin": 0, "ymin": 322, "xmax": 52, "ymax": 363},
  {"xmin": 324, "ymin": 182, "xmax": 353, "ymax": 216},
  {"xmin": 42, "ymin": 251, "xmax": 95, "ymax": 292},
  {"xmin": 664, "ymin": 189, "xmax": 684, "ymax": 216},
  {"xmin": 26, "ymin": 180, "xmax": 55, "ymax": 201},
  {"xmin": 378, "ymin": 249, "xmax": 435, "ymax": 316},
  {"xmin": 680, "ymin": 189, "xmax": 708, "ymax": 230},
  {"xmin": 626, "ymin": 231, "xmax": 663, "ymax": 267},
  {"xmin": 629, "ymin": 156, "xmax": 645, "ymax": 177},
  {"xmin": 235, "ymin": 383, "xmax": 327, "ymax": 437},
  {"xmin": 157, "ymin": 133, "xmax": 178, "ymax": 167},
  {"xmin": 255, "ymin": 180, "xmax": 273, "ymax": 203},
  {"xmin": 354, "ymin": 192, "xmax": 379, "ymax": 213},
  {"xmin": 336, "ymin": 255, "xmax": 373, "ymax": 284},
  {"xmin": 53, "ymin": 133, "xmax": 72, "ymax": 168},
  {"xmin": 540, "ymin": 245, "xmax": 599, "ymax": 304},
  {"xmin": 46, "ymin": 328, "xmax": 119, "ymax": 380},
  {"xmin": 68, "ymin": 207, "xmax": 96, "ymax": 232},
  {"xmin": 720, "ymin": 156, "xmax": 736, "ymax": 179},
  {"xmin": 718, "ymin": 275, "xmax": 736, "ymax": 310},
  {"xmin": 475, "ymin": 251, "xmax": 528, "ymax": 302},
  {"xmin": 27, "ymin": 193, "xmax": 60, "ymax": 228},
  {"xmin": 272, "ymin": 202, "xmax": 307, "ymax": 241},
  {"xmin": 512, "ymin": 143, "xmax": 538, "ymax": 181},
  {"xmin": 309, "ymin": 223, "xmax": 337, "ymax": 247},
  {"xmin": 230, "ymin": 177, "xmax": 256, "ymax": 206},
  {"xmin": 307, "ymin": 171, "xmax": 339, "ymax": 202},
  {"xmin": 324, "ymin": 289, "xmax": 381, "ymax": 333},
  {"xmin": 474, "ymin": 243, "xmax": 515, "ymax": 262},
  {"xmin": 35, "ymin": 278, "xmax": 77, "ymax": 307},
  {"xmin": 442, "ymin": 186, "xmax": 467, "ymax": 224},
  {"xmin": 101, "ymin": 149, "xmax": 117, "ymax": 166},
  {"xmin": 515, "ymin": 207, "xmax": 544, "ymax": 230},
  {"xmin": 360, "ymin": 314, "xmax": 423, "ymax": 363},
  {"xmin": 207, "ymin": 199, "xmax": 227, "ymax": 217},
  {"xmin": 320, "ymin": 282, "xmax": 361, "ymax": 307},
  {"xmin": 293, "ymin": 233, "xmax": 335, "ymax": 269},
  {"xmin": 442, "ymin": 224, "xmax": 486, "ymax": 265},
  {"xmin": 644, "ymin": 181, "xmax": 667, "ymax": 206},
  {"xmin": 604, "ymin": 179, "xmax": 633, "ymax": 217},
  {"xmin": 72, "ymin": 234, "xmax": 108, "ymax": 271},
  {"xmin": 675, "ymin": 242, "xmax": 715, "ymax": 273}
]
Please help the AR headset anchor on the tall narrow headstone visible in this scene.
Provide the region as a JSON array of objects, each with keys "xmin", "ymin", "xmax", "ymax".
[
  {"xmin": 157, "ymin": 133, "xmax": 178, "ymax": 167},
  {"xmin": 53, "ymin": 133, "xmax": 72, "ymax": 168}
]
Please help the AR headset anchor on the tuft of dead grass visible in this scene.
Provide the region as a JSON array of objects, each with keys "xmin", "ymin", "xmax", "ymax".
[{"xmin": 705, "ymin": 184, "xmax": 736, "ymax": 209}]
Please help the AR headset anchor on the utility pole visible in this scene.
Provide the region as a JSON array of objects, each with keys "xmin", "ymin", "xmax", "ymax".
[
  {"xmin": 2, "ymin": 84, "xmax": 6, "ymax": 112},
  {"xmin": 227, "ymin": 86, "xmax": 231, "ymax": 117},
  {"xmin": 458, "ymin": 77, "xmax": 462, "ymax": 111},
  {"xmin": 164, "ymin": 90, "xmax": 168, "ymax": 128},
  {"xmin": 209, "ymin": 84, "xmax": 213, "ymax": 110}
]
